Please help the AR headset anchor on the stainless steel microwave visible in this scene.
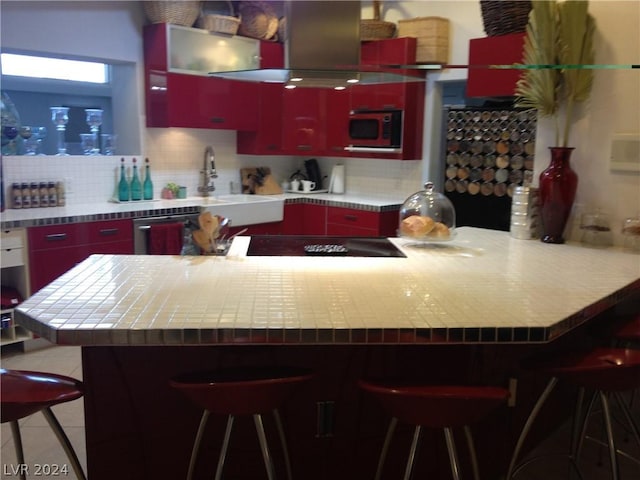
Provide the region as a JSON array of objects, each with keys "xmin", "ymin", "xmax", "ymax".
[{"xmin": 345, "ymin": 109, "xmax": 403, "ymax": 153}]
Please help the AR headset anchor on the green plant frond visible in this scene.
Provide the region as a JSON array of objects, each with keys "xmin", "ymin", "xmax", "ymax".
[
  {"xmin": 515, "ymin": 1, "xmax": 560, "ymax": 117},
  {"xmin": 558, "ymin": 1, "xmax": 595, "ymax": 103},
  {"xmin": 515, "ymin": 0, "xmax": 595, "ymax": 146}
]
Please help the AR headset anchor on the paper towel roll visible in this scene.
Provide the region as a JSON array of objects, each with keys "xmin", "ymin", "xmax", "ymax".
[{"xmin": 329, "ymin": 165, "xmax": 345, "ymax": 194}]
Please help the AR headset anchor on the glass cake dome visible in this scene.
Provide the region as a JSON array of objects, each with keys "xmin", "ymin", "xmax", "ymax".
[{"xmin": 398, "ymin": 182, "xmax": 456, "ymax": 242}]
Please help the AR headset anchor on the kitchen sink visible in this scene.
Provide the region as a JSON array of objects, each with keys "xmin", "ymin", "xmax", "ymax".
[
  {"xmin": 215, "ymin": 194, "xmax": 281, "ymax": 203},
  {"xmin": 198, "ymin": 195, "xmax": 284, "ymax": 226},
  {"xmin": 171, "ymin": 196, "xmax": 229, "ymax": 204}
]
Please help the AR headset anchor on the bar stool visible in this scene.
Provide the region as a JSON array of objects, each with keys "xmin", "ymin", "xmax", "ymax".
[
  {"xmin": 613, "ymin": 314, "xmax": 640, "ymax": 346},
  {"xmin": 0, "ymin": 368, "xmax": 87, "ymax": 480},
  {"xmin": 506, "ymin": 347, "xmax": 640, "ymax": 480},
  {"xmin": 358, "ymin": 379, "xmax": 510, "ymax": 480},
  {"xmin": 170, "ymin": 366, "xmax": 313, "ymax": 480}
]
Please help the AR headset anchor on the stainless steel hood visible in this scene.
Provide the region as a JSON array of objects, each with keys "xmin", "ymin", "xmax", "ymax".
[{"xmin": 210, "ymin": 0, "xmax": 427, "ymax": 88}]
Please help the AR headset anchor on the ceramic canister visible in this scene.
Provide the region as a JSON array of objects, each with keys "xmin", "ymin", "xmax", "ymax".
[{"xmin": 329, "ymin": 164, "xmax": 345, "ymax": 194}]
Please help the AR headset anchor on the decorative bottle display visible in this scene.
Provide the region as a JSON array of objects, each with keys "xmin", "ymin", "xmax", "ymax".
[
  {"xmin": 118, "ymin": 157, "xmax": 130, "ymax": 202},
  {"xmin": 143, "ymin": 158, "xmax": 153, "ymax": 200},
  {"xmin": 130, "ymin": 158, "xmax": 142, "ymax": 201}
]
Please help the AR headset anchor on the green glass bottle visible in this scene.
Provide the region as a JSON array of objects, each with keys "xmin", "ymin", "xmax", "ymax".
[
  {"xmin": 143, "ymin": 157, "xmax": 153, "ymax": 200},
  {"xmin": 130, "ymin": 158, "xmax": 142, "ymax": 201},
  {"xmin": 118, "ymin": 157, "xmax": 129, "ymax": 202}
]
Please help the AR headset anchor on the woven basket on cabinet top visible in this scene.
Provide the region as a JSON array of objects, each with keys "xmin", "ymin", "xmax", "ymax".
[
  {"xmin": 237, "ymin": 1, "xmax": 279, "ymax": 40},
  {"xmin": 197, "ymin": 1, "xmax": 240, "ymax": 35},
  {"xmin": 480, "ymin": 0, "xmax": 532, "ymax": 36},
  {"xmin": 144, "ymin": 1, "xmax": 201, "ymax": 27},
  {"xmin": 361, "ymin": 0, "xmax": 395, "ymax": 40}
]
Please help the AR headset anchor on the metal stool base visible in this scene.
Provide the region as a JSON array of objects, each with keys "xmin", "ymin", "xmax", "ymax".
[{"xmin": 187, "ymin": 408, "xmax": 292, "ymax": 480}]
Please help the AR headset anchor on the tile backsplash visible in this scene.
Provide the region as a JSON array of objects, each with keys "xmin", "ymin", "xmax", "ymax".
[{"xmin": 2, "ymin": 128, "xmax": 423, "ymax": 206}]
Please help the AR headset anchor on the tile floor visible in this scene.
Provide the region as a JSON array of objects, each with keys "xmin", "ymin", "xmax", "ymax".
[{"xmin": 1, "ymin": 344, "xmax": 638, "ymax": 479}]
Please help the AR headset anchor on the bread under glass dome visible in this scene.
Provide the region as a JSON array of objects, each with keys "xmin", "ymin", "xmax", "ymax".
[{"xmin": 398, "ymin": 182, "xmax": 456, "ymax": 242}]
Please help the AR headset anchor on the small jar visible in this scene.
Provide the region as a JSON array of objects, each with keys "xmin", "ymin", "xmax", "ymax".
[
  {"xmin": 11, "ymin": 183, "xmax": 22, "ymax": 209},
  {"xmin": 56, "ymin": 181, "xmax": 66, "ymax": 206},
  {"xmin": 21, "ymin": 183, "xmax": 31, "ymax": 208},
  {"xmin": 30, "ymin": 182, "xmax": 40, "ymax": 208},
  {"xmin": 580, "ymin": 211, "xmax": 612, "ymax": 247},
  {"xmin": 39, "ymin": 182, "xmax": 49, "ymax": 207},
  {"xmin": 48, "ymin": 181, "xmax": 57, "ymax": 207}
]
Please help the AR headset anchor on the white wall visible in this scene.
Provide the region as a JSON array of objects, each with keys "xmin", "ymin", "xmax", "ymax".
[{"xmin": 2, "ymin": 1, "xmax": 639, "ymax": 245}]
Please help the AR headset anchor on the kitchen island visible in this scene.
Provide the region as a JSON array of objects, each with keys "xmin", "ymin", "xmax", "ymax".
[{"xmin": 14, "ymin": 228, "xmax": 640, "ymax": 479}]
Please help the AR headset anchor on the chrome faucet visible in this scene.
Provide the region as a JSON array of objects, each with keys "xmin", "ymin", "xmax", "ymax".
[{"xmin": 198, "ymin": 146, "xmax": 218, "ymax": 196}]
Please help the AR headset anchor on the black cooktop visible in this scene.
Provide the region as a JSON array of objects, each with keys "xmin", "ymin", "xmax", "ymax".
[{"xmin": 246, "ymin": 236, "xmax": 406, "ymax": 258}]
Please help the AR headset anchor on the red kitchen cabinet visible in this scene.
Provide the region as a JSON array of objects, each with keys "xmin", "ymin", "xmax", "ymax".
[
  {"xmin": 283, "ymin": 203, "xmax": 398, "ymax": 237},
  {"xmin": 303, "ymin": 204, "xmax": 328, "ymax": 235},
  {"xmin": 149, "ymin": 73, "xmax": 258, "ymax": 130},
  {"xmin": 466, "ymin": 33, "xmax": 526, "ymax": 98},
  {"xmin": 325, "ymin": 88, "xmax": 351, "ymax": 156},
  {"xmin": 351, "ymin": 37, "xmax": 421, "ymax": 111},
  {"xmin": 281, "ymin": 88, "xmax": 327, "ymax": 155},
  {"xmin": 228, "ymin": 222, "xmax": 282, "ymax": 236},
  {"xmin": 348, "ymin": 38, "xmax": 425, "ymax": 160},
  {"xmin": 282, "ymin": 203, "xmax": 327, "ymax": 235},
  {"xmin": 326, "ymin": 207, "xmax": 399, "ymax": 237},
  {"xmin": 237, "ymin": 82, "xmax": 284, "ymax": 154},
  {"xmin": 28, "ymin": 220, "xmax": 133, "ymax": 293},
  {"xmin": 281, "ymin": 203, "xmax": 305, "ymax": 235},
  {"xmin": 144, "ymin": 23, "xmax": 281, "ymax": 130}
]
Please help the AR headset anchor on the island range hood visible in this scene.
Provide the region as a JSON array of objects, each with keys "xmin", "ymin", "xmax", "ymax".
[{"xmin": 211, "ymin": 0, "xmax": 430, "ymax": 88}]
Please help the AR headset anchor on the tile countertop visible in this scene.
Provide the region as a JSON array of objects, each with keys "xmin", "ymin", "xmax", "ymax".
[
  {"xmin": 0, "ymin": 192, "xmax": 405, "ymax": 229},
  {"xmin": 15, "ymin": 227, "xmax": 640, "ymax": 346}
]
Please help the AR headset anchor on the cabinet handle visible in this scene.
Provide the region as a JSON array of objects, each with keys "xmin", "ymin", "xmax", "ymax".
[
  {"xmin": 45, "ymin": 233, "xmax": 68, "ymax": 241},
  {"xmin": 99, "ymin": 228, "xmax": 119, "ymax": 236},
  {"xmin": 344, "ymin": 214, "xmax": 358, "ymax": 222},
  {"xmin": 210, "ymin": 117, "xmax": 225, "ymax": 124},
  {"xmin": 296, "ymin": 145, "xmax": 313, "ymax": 151}
]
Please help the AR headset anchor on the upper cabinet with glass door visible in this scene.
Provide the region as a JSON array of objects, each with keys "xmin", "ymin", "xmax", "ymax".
[{"xmin": 144, "ymin": 23, "xmax": 283, "ymax": 129}]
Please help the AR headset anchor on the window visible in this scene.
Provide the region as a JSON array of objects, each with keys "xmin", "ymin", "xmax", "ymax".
[{"xmin": 1, "ymin": 53, "xmax": 109, "ymax": 84}]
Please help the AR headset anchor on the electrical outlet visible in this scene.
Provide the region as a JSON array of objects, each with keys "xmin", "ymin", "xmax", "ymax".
[
  {"xmin": 64, "ymin": 177, "xmax": 72, "ymax": 194},
  {"xmin": 610, "ymin": 134, "xmax": 640, "ymax": 173},
  {"xmin": 508, "ymin": 378, "xmax": 517, "ymax": 407}
]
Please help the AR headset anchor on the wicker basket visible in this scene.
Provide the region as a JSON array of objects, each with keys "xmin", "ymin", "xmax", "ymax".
[
  {"xmin": 144, "ymin": 1, "xmax": 201, "ymax": 27},
  {"xmin": 197, "ymin": 1, "xmax": 240, "ymax": 35},
  {"xmin": 237, "ymin": 1, "xmax": 278, "ymax": 40},
  {"xmin": 397, "ymin": 17, "xmax": 449, "ymax": 64},
  {"xmin": 480, "ymin": 0, "xmax": 532, "ymax": 37},
  {"xmin": 361, "ymin": 0, "xmax": 395, "ymax": 41}
]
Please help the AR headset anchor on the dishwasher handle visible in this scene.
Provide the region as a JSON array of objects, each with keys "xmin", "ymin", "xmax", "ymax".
[{"xmin": 135, "ymin": 216, "xmax": 189, "ymax": 230}]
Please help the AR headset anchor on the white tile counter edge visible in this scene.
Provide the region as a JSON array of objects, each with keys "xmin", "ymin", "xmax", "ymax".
[{"xmin": 15, "ymin": 227, "xmax": 640, "ymax": 346}]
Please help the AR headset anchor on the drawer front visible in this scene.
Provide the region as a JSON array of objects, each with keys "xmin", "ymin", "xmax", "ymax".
[
  {"xmin": 1, "ymin": 229, "xmax": 25, "ymax": 249},
  {"xmin": 1, "ymin": 247, "xmax": 25, "ymax": 268},
  {"xmin": 28, "ymin": 224, "xmax": 86, "ymax": 251},
  {"xmin": 327, "ymin": 207, "xmax": 379, "ymax": 230},
  {"xmin": 87, "ymin": 219, "xmax": 133, "ymax": 244}
]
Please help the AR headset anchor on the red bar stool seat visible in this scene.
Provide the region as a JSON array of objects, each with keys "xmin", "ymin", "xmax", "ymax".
[
  {"xmin": 358, "ymin": 380, "xmax": 510, "ymax": 480},
  {"xmin": 170, "ymin": 366, "xmax": 313, "ymax": 480},
  {"xmin": 0, "ymin": 368, "xmax": 87, "ymax": 480},
  {"xmin": 507, "ymin": 347, "xmax": 640, "ymax": 479},
  {"xmin": 614, "ymin": 314, "xmax": 640, "ymax": 344}
]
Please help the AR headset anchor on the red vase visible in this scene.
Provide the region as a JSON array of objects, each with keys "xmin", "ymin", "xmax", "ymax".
[{"xmin": 539, "ymin": 147, "xmax": 578, "ymax": 244}]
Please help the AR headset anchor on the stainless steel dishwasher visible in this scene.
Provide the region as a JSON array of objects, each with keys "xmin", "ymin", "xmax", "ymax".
[{"xmin": 133, "ymin": 214, "xmax": 198, "ymax": 254}]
